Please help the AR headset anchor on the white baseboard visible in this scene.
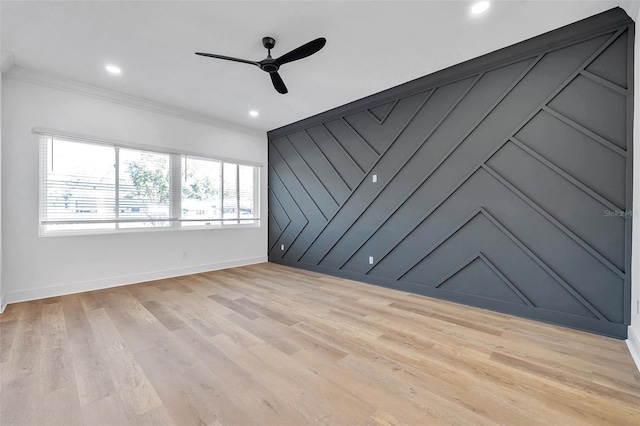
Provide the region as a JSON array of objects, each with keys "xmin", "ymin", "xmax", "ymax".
[
  {"xmin": 4, "ymin": 256, "xmax": 267, "ymax": 305},
  {"xmin": 0, "ymin": 294, "xmax": 6, "ymax": 314},
  {"xmin": 627, "ymin": 326, "xmax": 640, "ymax": 373}
]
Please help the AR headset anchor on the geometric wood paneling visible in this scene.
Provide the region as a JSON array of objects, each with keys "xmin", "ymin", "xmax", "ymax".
[{"xmin": 268, "ymin": 8, "xmax": 634, "ymax": 338}]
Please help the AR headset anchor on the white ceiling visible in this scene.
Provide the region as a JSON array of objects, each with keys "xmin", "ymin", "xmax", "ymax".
[{"xmin": 1, "ymin": 0, "xmax": 627, "ymax": 132}]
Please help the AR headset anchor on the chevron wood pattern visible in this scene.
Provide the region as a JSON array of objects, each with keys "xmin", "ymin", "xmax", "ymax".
[{"xmin": 268, "ymin": 10, "xmax": 634, "ymax": 338}]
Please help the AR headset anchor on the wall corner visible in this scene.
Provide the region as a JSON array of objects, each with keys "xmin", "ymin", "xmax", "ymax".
[{"xmin": 627, "ymin": 326, "xmax": 640, "ymax": 372}]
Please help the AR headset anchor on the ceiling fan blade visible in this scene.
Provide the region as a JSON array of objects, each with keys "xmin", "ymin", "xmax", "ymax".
[
  {"xmin": 274, "ymin": 38, "xmax": 326, "ymax": 66},
  {"xmin": 270, "ymin": 72, "xmax": 288, "ymax": 94},
  {"xmin": 195, "ymin": 52, "xmax": 259, "ymax": 67}
]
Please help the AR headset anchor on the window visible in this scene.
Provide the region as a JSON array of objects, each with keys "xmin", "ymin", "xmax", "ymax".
[
  {"xmin": 180, "ymin": 157, "xmax": 259, "ymax": 227},
  {"xmin": 118, "ymin": 148, "xmax": 172, "ymax": 228},
  {"xmin": 40, "ymin": 134, "xmax": 260, "ymax": 235},
  {"xmin": 181, "ymin": 156, "xmax": 222, "ymax": 227}
]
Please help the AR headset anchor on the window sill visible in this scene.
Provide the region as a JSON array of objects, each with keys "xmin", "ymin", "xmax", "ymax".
[{"xmin": 39, "ymin": 222, "xmax": 261, "ymax": 238}]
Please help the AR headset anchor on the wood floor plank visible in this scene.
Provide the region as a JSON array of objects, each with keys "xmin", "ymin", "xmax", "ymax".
[
  {"xmin": 39, "ymin": 302, "xmax": 75, "ymax": 395},
  {"xmin": 36, "ymin": 383, "xmax": 84, "ymax": 426},
  {"xmin": 209, "ymin": 294, "xmax": 260, "ymax": 320},
  {"xmin": 132, "ymin": 345, "xmax": 222, "ymax": 425},
  {"xmin": 1, "ymin": 262, "xmax": 639, "ymax": 425},
  {"xmin": 1, "ymin": 375, "xmax": 40, "ymax": 425},
  {"xmin": 0, "ymin": 318, "xmax": 18, "ymax": 364},
  {"xmin": 2, "ymin": 301, "xmax": 43, "ymax": 384},
  {"xmin": 85, "ymin": 308, "xmax": 163, "ymax": 421},
  {"xmin": 61, "ymin": 296, "xmax": 93, "ymax": 342},
  {"xmin": 70, "ymin": 334, "xmax": 117, "ymax": 407},
  {"xmin": 80, "ymin": 393, "xmax": 130, "ymax": 426}
]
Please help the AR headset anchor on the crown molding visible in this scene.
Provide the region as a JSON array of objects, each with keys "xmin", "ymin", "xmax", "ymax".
[
  {"xmin": 4, "ymin": 66, "xmax": 265, "ymax": 138},
  {"xmin": 1, "ymin": 51, "xmax": 15, "ymax": 75}
]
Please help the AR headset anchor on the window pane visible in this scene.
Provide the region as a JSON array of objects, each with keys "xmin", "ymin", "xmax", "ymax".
[
  {"xmin": 223, "ymin": 163, "xmax": 238, "ymax": 224},
  {"xmin": 119, "ymin": 148, "xmax": 171, "ymax": 228},
  {"xmin": 181, "ymin": 157, "xmax": 221, "ymax": 227},
  {"xmin": 239, "ymin": 165, "xmax": 256, "ymax": 224},
  {"xmin": 43, "ymin": 138, "xmax": 116, "ymax": 232}
]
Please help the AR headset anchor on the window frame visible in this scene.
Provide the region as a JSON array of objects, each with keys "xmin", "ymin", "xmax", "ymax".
[
  {"xmin": 179, "ymin": 155, "xmax": 260, "ymax": 228},
  {"xmin": 37, "ymin": 129, "xmax": 261, "ymax": 237}
]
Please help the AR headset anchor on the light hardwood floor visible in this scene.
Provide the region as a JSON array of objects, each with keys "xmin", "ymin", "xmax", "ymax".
[{"xmin": 1, "ymin": 262, "xmax": 639, "ymax": 425}]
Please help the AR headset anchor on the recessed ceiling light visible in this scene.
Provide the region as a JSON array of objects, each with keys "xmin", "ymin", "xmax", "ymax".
[
  {"xmin": 471, "ymin": 1, "xmax": 490, "ymax": 15},
  {"xmin": 249, "ymin": 110, "xmax": 259, "ymax": 117},
  {"xmin": 105, "ymin": 65, "xmax": 121, "ymax": 75}
]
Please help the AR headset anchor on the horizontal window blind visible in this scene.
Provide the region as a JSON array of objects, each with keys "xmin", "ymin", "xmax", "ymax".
[
  {"xmin": 39, "ymin": 134, "xmax": 260, "ymax": 235},
  {"xmin": 180, "ymin": 156, "xmax": 259, "ymax": 227}
]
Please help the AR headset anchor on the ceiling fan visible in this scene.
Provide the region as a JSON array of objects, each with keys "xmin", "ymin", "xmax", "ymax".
[{"xmin": 195, "ymin": 37, "xmax": 326, "ymax": 94}]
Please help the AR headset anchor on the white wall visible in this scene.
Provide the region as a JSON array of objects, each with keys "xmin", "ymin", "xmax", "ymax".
[{"xmin": 1, "ymin": 75, "xmax": 267, "ymax": 304}]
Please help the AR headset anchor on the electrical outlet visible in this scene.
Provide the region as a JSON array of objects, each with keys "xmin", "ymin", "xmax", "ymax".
[
  {"xmin": 182, "ymin": 251, "xmax": 188, "ymax": 258},
  {"xmin": 372, "ymin": 174, "xmax": 377, "ymax": 183},
  {"xmin": 368, "ymin": 256, "xmax": 374, "ymax": 265},
  {"xmin": 281, "ymin": 244, "xmax": 285, "ymax": 251}
]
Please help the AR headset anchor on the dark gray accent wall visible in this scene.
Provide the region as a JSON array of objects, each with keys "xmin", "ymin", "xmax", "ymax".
[{"xmin": 267, "ymin": 8, "xmax": 634, "ymax": 339}]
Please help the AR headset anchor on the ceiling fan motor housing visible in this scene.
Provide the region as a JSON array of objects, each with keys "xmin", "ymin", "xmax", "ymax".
[{"xmin": 260, "ymin": 61, "xmax": 279, "ymax": 73}]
